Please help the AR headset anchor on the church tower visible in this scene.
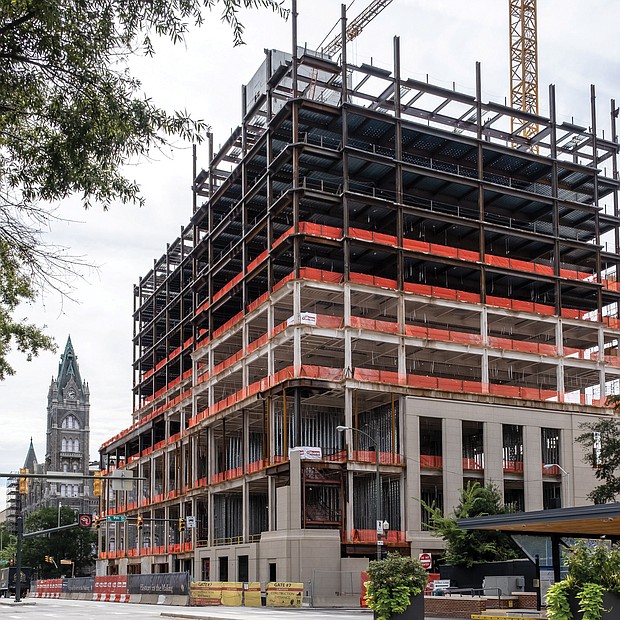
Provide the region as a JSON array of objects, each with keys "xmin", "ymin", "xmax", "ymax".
[{"xmin": 45, "ymin": 336, "xmax": 92, "ymax": 510}]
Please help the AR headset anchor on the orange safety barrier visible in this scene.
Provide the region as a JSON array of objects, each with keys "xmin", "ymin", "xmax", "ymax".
[
  {"xmin": 403, "ymin": 238, "xmax": 431, "ymax": 253},
  {"xmin": 324, "ymin": 450, "xmax": 347, "ymax": 462},
  {"xmin": 352, "ymin": 451, "xmax": 403, "ymax": 465},
  {"xmin": 431, "ymin": 243, "xmax": 458, "ymax": 259},
  {"xmin": 512, "ymin": 300, "xmax": 535, "ymax": 312},
  {"xmin": 315, "ymin": 314, "xmax": 344, "ymax": 329},
  {"xmin": 510, "ymin": 258, "xmax": 535, "ymax": 273},
  {"xmin": 457, "ymin": 290, "xmax": 481, "ymax": 303},
  {"xmin": 403, "ymin": 282, "xmax": 433, "ymax": 296},
  {"xmin": 534, "ymin": 263, "xmax": 554, "ymax": 276},
  {"xmin": 420, "ymin": 455, "xmax": 443, "ymax": 469},
  {"xmin": 247, "ymin": 250, "xmax": 269, "ymax": 274},
  {"xmin": 248, "ymin": 291, "xmax": 270, "ymax": 313},
  {"xmin": 486, "ymin": 295, "xmax": 512, "ymax": 309},
  {"xmin": 405, "ymin": 324, "xmax": 428, "ymax": 339},
  {"xmin": 449, "ymin": 331, "xmax": 482, "ymax": 345},
  {"xmin": 437, "ymin": 377, "xmax": 464, "ymax": 392},
  {"xmin": 349, "ymin": 226, "xmax": 374, "ymax": 242},
  {"xmin": 490, "ymin": 384, "xmax": 522, "ymax": 398},
  {"xmin": 247, "ymin": 459, "xmax": 267, "ymax": 474},
  {"xmin": 407, "ymin": 375, "xmax": 439, "ymax": 390},
  {"xmin": 463, "ymin": 458, "xmax": 483, "ymax": 471},
  {"xmin": 345, "ymin": 529, "xmax": 407, "ymax": 544},
  {"xmin": 503, "ymin": 461, "xmax": 524, "ymax": 473},
  {"xmin": 487, "ymin": 255, "xmax": 510, "ymax": 268}
]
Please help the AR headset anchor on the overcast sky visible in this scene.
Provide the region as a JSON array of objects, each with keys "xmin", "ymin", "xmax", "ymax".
[{"xmin": 1, "ymin": 0, "xmax": 619, "ymax": 509}]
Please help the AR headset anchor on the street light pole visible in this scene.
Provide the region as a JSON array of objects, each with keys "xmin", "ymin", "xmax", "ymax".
[
  {"xmin": 337, "ymin": 425, "xmax": 383, "ymax": 561},
  {"xmin": 543, "ymin": 463, "xmax": 571, "ymax": 506}
]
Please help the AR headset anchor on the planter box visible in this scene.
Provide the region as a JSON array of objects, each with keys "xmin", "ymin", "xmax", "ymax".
[
  {"xmin": 373, "ymin": 593, "xmax": 424, "ymax": 620},
  {"xmin": 569, "ymin": 591, "xmax": 620, "ymax": 620}
]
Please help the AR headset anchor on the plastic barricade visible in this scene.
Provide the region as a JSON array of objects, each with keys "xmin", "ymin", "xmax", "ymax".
[{"xmin": 266, "ymin": 582, "xmax": 304, "ymax": 607}]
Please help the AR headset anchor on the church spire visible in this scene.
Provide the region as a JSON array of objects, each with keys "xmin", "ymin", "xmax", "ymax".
[
  {"xmin": 23, "ymin": 437, "xmax": 37, "ymax": 471},
  {"xmin": 57, "ymin": 335, "xmax": 83, "ymax": 398}
]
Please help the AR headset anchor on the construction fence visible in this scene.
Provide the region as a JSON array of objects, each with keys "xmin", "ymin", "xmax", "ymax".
[{"xmin": 31, "ymin": 574, "xmax": 307, "ymax": 608}]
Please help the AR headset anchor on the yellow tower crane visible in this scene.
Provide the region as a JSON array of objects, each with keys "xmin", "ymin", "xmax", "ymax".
[
  {"xmin": 320, "ymin": 0, "xmax": 540, "ymax": 147},
  {"xmin": 321, "ymin": 0, "xmax": 395, "ymax": 57},
  {"xmin": 509, "ymin": 0, "xmax": 539, "ymax": 142}
]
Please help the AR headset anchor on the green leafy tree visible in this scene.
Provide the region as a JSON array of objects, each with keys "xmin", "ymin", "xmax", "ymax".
[
  {"xmin": 21, "ymin": 507, "xmax": 97, "ymax": 576},
  {"xmin": 0, "ymin": 521, "xmax": 17, "ymax": 566},
  {"xmin": 576, "ymin": 396, "xmax": 620, "ymax": 503},
  {"xmin": 0, "ymin": 0, "xmax": 287, "ymax": 377},
  {"xmin": 421, "ymin": 481, "xmax": 520, "ymax": 567}
]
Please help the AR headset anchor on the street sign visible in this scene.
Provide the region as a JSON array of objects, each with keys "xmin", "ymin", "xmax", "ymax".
[
  {"xmin": 376, "ymin": 520, "xmax": 384, "ymax": 534},
  {"xmin": 419, "ymin": 552, "xmax": 433, "ymax": 570},
  {"xmin": 110, "ymin": 468, "xmax": 134, "ymax": 491},
  {"xmin": 106, "ymin": 515, "xmax": 127, "ymax": 522},
  {"xmin": 78, "ymin": 513, "xmax": 92, "ymax": 528},
  {"xmin": 185, "ymin": 516, "xmax": 196, "ymax": 529}
]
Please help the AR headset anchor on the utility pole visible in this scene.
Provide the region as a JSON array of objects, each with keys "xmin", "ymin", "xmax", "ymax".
[{"xmin": 14, "ymin": 496, "xmax": 23, "ymax": 603}]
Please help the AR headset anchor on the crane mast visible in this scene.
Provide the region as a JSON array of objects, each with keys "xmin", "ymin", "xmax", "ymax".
[
  {"xmin": 509, "ymin": 0, "xmax": 539, "ymax": 141},
  {"xmin": 322, "ymin": 0, "xmax": 394, "ymax": 57}
]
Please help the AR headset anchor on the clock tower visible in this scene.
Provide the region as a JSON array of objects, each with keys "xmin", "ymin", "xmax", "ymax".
[{"xmin": 44, "ymin": 336, "xmax": 93, "ymax": 511}]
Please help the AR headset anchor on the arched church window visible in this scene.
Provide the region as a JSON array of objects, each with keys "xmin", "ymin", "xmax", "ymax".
[
  {"xmin": 61, "ymin": 415, "xmax": 80, "ymax": 430},
  {"xmin": 73, "ymin": 485, "xmax": 79, "ymax": 497},
  {"xmin": 74, "ymin": 439, "xmax": 79, "ymax": 452},
  {"xmin": 60, "ymin": 484, "xmax": 66, "ymax": 497},
  {"xmin": 61, "ymin": 438, "xmax": 67, "ymax": 451},
  {"xmin": 62, "ymin": 462, "xmax": 68, "ymax": 472}
]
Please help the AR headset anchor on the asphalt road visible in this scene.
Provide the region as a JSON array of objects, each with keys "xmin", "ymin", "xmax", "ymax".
[{"xmin": 0, "ymin": 598, "xmax": 376, "ymax": 619}]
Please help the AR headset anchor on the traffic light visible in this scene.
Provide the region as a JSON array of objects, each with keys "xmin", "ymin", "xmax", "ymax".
[
  {"xmin": 178, "ymin": 517, "xmax": 185, "ymax": 532},
  {"xmin": 93, "ymin": 472, "xmax": 102, "ymax": 496},
  {"xmin": 19, "ymin": 468, "xmax": 28, "ymax": 494},
  {"xmin": 136, "ymin": 516, "xmax": 143, "ymax": 529},
  {"xmin": 93, "ymin": 515, "xmax": 101, "ymax": 529}
]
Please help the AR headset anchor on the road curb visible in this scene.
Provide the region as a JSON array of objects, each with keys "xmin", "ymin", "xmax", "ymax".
[{"xmin": 161, "ymin": 614, "xmax": 244, "ymax": 620}]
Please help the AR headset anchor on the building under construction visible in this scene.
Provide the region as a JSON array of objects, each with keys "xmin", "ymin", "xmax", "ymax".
[{"xmin": 98, "ymin": 33, "xmax": 620, "ymax": 584}]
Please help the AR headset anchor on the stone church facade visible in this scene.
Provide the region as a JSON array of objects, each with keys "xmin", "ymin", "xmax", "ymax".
[{"xmin": 19, "ymin": 336, "xmax": 98, "ymax": 516}]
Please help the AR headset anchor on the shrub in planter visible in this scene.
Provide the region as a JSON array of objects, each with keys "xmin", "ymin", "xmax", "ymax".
[
  {"xmin": 547, "ymin": 541, "xmax": 620, "ymax": 620},
  {"xmin": 364, "ymin": 552, "xmax": 428, "ymax": 620}
]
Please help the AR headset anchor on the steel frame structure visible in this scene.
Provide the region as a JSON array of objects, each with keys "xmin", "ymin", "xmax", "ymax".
[{"xmin": 99, "ymin": 32, "xmax": 620, "ymax": 581}]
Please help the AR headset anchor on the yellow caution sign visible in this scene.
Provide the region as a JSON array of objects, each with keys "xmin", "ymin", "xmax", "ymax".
[
  {"xmin": 190, "ymin": 581, "xmax": 222, "ymax": 606},
  {"xmin": 266, "ymin": 582, "xmax": 304, "ymax": 607}
]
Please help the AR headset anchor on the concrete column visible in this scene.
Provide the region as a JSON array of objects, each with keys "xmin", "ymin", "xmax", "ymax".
[
  {"xmin": 289, "ymin": 450, "xmax": 302, "ymax": 529},
  {"xmin": 268, "ymin": 476, "xmax": 276, "ymax": 531},
  {"xmin": 403, "ymin": 398, "xmax": 421, "ymax": 535},
  {"xmin": 524, "ymin": 425, "xmax": 543, "ymax": 511},
  {"xmin": 560, "ymin": 428, "xmax": 574, "ymax": 506},
  {"xmin": 242, "ymin": 479, "xmax": 249, "ymax": 543},
  {"xmin": 346, "ymin": 470, "xmax": 354, "ymax": 535},
  {"xmin": 442, "ymin": 417, "xmax": 463, "ymax": 515},
  {"xmin": 483, "ymin": 422, "xmax": 504, "ymax": 495}
]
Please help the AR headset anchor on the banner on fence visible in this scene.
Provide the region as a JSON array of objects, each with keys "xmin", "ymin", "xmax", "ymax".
[
  {"xmin": 63, "ymin": 577, "xmax": 94, "ymax": 593},
  {"xmin": 266, "ymin": 582, "xmax": 303, "ymax": 607},
  {"xmin": 94, "ymin": 575, "xmax": 127, "ymax": 594},
  {"xmin": 127, "ymin": 572, "xmax": 189, "ymax": 596}
]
